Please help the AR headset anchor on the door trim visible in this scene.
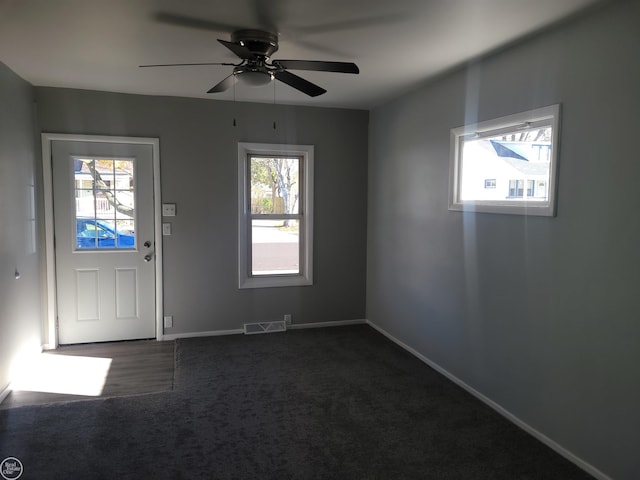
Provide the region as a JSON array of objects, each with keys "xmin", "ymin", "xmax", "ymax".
[{"xmin": 41, "ymin": 133, "xmax": 164, "ymax": 348}]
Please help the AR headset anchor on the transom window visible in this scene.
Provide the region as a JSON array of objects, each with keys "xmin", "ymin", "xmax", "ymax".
[
  {"xmin": 238, "ymin": 143, "xmax": 314, "ymax": 289},
  {"xmin": 449, "ymin": 104, "xmax": 560, "ymax": 216}
]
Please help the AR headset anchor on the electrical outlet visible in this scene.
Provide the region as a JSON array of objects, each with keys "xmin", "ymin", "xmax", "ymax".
[
  {"xmin": 284, "ymin": 314, "xmax": 292, "ymax": 325},
  {"xmin": 163, "ymin": 315, "xmax": 173, "ymax": 328}
]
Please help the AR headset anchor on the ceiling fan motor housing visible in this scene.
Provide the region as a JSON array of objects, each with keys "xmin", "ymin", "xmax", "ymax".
[
  {"xmin": 231, "ymin": 29, "xmax": 279, "ymax": 58},
  {"xmin": 141, "ymin": 20, "xmax": 358, "ymax": 97}
]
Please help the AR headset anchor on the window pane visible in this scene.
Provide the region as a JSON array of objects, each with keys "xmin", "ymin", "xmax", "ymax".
[
  {"xmin": 251, "ymin": 219, "xmax": 300, "ymax": 276},
  {"xmin": 116, "ymin": 220, "xmax": 135, "ymax": 248},
  {"xmin": 460, "ymin": 127, "xmax": 552, "ymax": 202},
  {"xmin": 250, "ymin": 157, "xmax": 300, "ymax": 214},
  {"xmin": 74, "ymin": 157, "xmax": 136, "ymax": 250},
  {"xmin": 95, "ymin": 220, "xmax": 117, "ymax": 249},
  {"xmin": 76, "ymin": 217, "xmax": 97, "ymax": 249}
]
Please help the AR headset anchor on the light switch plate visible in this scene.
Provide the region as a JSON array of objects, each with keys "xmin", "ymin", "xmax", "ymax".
[
  {"xmin": 162, "ymin": 203, "xmax": 176, "ymax": 216},
  {"xmin": 162, "ymin": 223, "xmax": 172, "ymax": 236}
]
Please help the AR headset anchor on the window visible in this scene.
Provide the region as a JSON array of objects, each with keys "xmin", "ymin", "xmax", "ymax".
[
  {"xmin": 526, "ymin": 179, "xmax": 535, "ymax": 197},
  {"xmin": 73, "ymin": 157, "xmax": 136, "ymax": 250},
  {"xmin": 508, "ymin": 179, "xmax": 524, "ymax": 198},
  {"xmin": 449, "ymin": 104, "xmax": 560, "ymax": 216},
  {"xmin": 238, "ymin": 143, "xmax": 314, "ymax": 288}
]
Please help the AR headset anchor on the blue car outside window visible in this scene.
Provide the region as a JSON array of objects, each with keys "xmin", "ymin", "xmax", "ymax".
[{"xmin": 76, "ymin": 219, "xmax": 135, "ymax": 249}]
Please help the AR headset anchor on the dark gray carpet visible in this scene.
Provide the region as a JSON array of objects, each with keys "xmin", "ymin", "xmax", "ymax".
[{"xmin": 0, "ymin": 325, "xmax": 593, "ymax": 479}]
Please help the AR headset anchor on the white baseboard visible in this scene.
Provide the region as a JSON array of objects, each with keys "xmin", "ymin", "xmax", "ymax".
[
  {"xmin": 162, "ymin": 319, "xmax": 367, "ymax": 341},
  {"xmin": 366, "ymin": 320, "xmax": 612, "ymax": 480},
  {"xmin": 288, "ymin": 319, "xmax": 366, "ymax": 330},
  {"xmin": 162, "ymin": 328, "xmax": 243, "ymax": 341}
]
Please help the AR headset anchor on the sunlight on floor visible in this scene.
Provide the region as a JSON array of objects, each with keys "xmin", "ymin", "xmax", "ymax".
[{"xmin": 11, "ymin": 353, "xmax": 112, "ymax": 396}]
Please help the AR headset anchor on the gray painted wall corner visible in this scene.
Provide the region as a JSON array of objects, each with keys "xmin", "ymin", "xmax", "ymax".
[
  {"xmin": 366, "ymin": 1, "xmax": 640, "ymax": 479},
  {"xmin": 0, "ymin": 62, "xmax": 43, "ymax": 391}
]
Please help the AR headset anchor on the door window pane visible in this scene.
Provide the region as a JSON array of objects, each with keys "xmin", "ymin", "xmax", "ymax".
[{"xmin": 74, "ymin": 157, "xmax": 136, "ymax": 250}]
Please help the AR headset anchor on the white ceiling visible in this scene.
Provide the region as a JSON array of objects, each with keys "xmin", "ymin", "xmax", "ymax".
[{"xmin": 0, "ymin": 0, "xmax": 604, "ymax": 110}]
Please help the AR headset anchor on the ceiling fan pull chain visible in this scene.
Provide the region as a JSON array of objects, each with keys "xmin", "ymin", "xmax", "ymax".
[
  {"xmin": 273, "ymin": 79, "xmax": 277, "ymax": 130},
  {"xmin": 233, "ymin": 80, "xmax": 237, "ymax": 127}
]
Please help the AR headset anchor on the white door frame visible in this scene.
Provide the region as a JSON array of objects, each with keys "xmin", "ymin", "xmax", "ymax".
[{"xmin": 41, "ymin": 133, "xmax": 164, "ymax": 348}]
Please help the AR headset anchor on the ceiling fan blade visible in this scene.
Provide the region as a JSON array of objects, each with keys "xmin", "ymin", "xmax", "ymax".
[
  {"xmin": 154, "ymin": 12, "xmax": 239, "ymax": 33},
  {"xmin": 274, "ymin": 70, "xmax": 326, "ymax": 97},
  {"xmin": 140, "ymin": 62, "xmax": 236, "ymax": 68},
  {"xmin": 282, "ymin": 38, "xmax": 349, "ymax": 58},
  {"xmin": 218, "ymin": 39, "xmax": 256, "ymax": 60},
  {"xmin": 292, "ymin": 13, "xmax": 409, "ymax": 35},
  {"xmin": 275, "ymin": 60, "xmax": 359, "ymax": 74},
  {"xmin": 207, "ymin": 74, "xmax": 236, "ymax": 93}
]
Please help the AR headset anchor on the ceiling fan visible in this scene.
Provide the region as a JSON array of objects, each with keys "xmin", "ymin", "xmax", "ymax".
[{"xmin": 140, "ymin": 28, "xmax": 359, "ymax": 97}]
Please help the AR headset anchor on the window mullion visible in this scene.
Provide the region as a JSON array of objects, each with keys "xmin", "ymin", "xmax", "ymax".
[{"xmin": 250, "ymin": 214, "xmax": 302, "ymax": 220}]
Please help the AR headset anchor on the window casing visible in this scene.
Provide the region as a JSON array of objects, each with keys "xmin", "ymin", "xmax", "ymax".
[
  {"xmin": 238, "ymin": 143, "xmax": 314, "ymax": 289},
  {"xmin": 449, "ymin": 104, "xmax": 560, "ymax": 216}
]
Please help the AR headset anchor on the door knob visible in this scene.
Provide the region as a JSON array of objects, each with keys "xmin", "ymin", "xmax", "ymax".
[{"xmin": 144, "ymin": 254, "xmax": 152, "ymax": 262}]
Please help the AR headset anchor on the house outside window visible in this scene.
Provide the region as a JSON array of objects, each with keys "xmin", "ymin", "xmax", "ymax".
[
  {"xmin": 449, "ymin": 104, "xmax": 560, "ymax": 216},
  {"xmin": 238, "ymin": 143, "xmax": 314, "ymax": 289}
]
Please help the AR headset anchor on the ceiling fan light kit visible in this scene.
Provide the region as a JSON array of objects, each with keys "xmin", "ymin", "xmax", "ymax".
[
  {"xmin": 141, "ymin": 27, "xmax": 359, "ymax": 98},
  {"xmin": 235, "ymin": 69, "xmax": 273, "ymax": 87}
]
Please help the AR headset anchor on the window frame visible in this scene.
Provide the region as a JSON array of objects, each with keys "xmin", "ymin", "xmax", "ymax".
[
  {"xmin": 448, "ymin": 104, "xmax": 561, "ymax": 216},
  {"xmin": 72, "ymin": 155, "xmax": 138, "ymax": 251},
  {"xmin": 238, "ymin": 142, "xmax": 314, "ymax": 289}
]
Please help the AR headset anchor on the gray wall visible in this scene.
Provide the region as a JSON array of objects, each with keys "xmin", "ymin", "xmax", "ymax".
[
  {"xmin": 367, "ymin": 1, "xmax": 640, "ymax": 479},
  {"xmin": 36, "ymin": 89, "xmax": 368, "ymax": 335},
  {"xmin": 0, "ymin": 63, "xmax": 42, "ymax": 391}
]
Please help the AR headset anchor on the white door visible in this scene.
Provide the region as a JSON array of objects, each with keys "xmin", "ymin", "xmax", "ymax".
[{"xmin": 52, "ymin": 140, "xmax": 156, "ymax": 344}]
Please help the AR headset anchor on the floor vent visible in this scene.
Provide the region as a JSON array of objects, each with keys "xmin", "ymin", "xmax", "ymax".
[{"xmin": 244, "ymin": 321, "xmax": 287, "ymax": 335}]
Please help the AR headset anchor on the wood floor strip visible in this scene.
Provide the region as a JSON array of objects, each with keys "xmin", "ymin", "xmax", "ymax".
[{"xmin": 0, "ymin": 339, "xmax": 175, "ymax": 409}]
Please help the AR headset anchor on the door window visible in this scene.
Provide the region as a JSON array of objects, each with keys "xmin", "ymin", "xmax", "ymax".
[{"xmin": 73, "ymin": 157, "xmax": 136, "ymax": 250}]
